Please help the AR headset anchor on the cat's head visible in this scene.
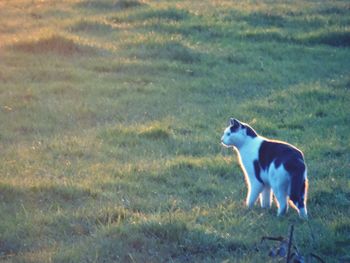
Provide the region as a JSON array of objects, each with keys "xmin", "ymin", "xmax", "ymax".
[{"xmin": 221, "ymin": 118, "xmax": 257, "ymax": 148}]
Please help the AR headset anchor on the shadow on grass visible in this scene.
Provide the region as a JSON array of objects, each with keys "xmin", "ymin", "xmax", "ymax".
[
  {"xmin": 150, "ymin": 22, "xmax": 228, "ymax": 41},
  {"xmin": 138, "ymin": 220, "xmax": 245, "ymax": 261},
  {"xmin": 90, "ymin": 58, "xmax": 200, "ymax": 79},
  {"xmin": 301, "ymin": 30, "xmax": 350, "ymax": 47},
  {"xmin": 241, "ymin": 28, "xmax": 350, "ymax": 47},
  {"xmin": 113, "ymin": 7, "xmax": 231, "ymax": 40},
  {"xmin": 110, "ymin": 7, "xmax": 190, "ymax": 23},
  {"xmin": 77, "ymin": 0, "xmax": 144, "ymax": 10},
  {"xmin": 243, "ymin": 12, "xmax": 287, "ymax": 28},
  {"xmin": 69, "ymin": 19, "xmax": 115, "ymax": 35},
  {"xmin": 56, "ymin": 219, "xmax": 246, "ymax": 262},
  {"xmin": 131, "ymin": 7, "xmax": 190, "ymax": 22},
  {"xmin": 0, "ymin": 182, "xmax": 97, "ymax": 209},
  {"xmin": 10, "ymin": 35, "xmax": 99, "ymax": 56},
  {"xmin": 317, "ymin": 5, "xmax": 350, "ymax": 15},
  {"xmin": 110, "ymin": 6, "xmax": 227, "ymax": 39},
  {"xmin": 0, "ymin": 183, "xmax": 98, "ymax": 256},
  {"xmin": 224, "ymin": 9, "xmax": 350, "ymax": 47},
  {"xmin": 126, "ymin": 41, "xmax": 202, "ymax": 64}
]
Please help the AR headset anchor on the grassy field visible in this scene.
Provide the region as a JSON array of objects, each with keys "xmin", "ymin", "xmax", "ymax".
[{"xmin": 0, "ymin": 0, "xmax": 349, "ymax": 262}]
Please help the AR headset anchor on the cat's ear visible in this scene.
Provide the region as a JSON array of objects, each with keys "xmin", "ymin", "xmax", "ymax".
[{"xmin": 229, "ymin": 118, "xmax": 239, "ymax": 127}]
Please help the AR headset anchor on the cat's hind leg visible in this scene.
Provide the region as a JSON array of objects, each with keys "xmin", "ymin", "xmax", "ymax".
[
  {"xmin": 298, "ymin": 207, "xmax": 308, "ymax": 219},
  {"xmin": 270, "ymin": 166, "xmax": 290, "ymax": 216},
  {"xmin": 260, "ymin": 187, "xmax": 272, "ymax": 208},
  {"xmin": 274, "ymin": 190, "xmax": 288, "ymax": 216}
]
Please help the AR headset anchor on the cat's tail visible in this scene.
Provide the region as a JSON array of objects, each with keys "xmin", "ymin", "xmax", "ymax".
[{"xmin": 288, "ymin": 159, "xmax": 308, "ymax": 219}]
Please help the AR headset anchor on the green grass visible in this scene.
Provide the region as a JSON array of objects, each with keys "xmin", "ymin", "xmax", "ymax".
[{"xmin": 0, "ymin": 0, "xmax": 349, "ymax": 262}]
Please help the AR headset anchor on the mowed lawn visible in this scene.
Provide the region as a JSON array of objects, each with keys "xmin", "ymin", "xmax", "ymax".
[{"xmin": 0, "ymin": 0, "xmax": 349, "ymax": 262}]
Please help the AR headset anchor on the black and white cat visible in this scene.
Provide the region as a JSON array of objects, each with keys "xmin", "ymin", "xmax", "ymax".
[{"xmin": 221, "ymin": 118, "xmax": 308, "ymax": 219}]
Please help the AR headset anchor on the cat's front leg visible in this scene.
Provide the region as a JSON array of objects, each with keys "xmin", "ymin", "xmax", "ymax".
[{"xmin": 246, "ymin": 182, "xmax": 264, "ymax": 208}]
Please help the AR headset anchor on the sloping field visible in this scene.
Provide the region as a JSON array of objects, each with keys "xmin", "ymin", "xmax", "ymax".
[{"xmin": 0, "ymin": 0, "xmax": 349, "ymax": 262}]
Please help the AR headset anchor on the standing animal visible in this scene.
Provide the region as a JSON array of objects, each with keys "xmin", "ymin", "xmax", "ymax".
[{"xmin": 221, "ymin": 118, "xmax": 308, "ymax": 219}]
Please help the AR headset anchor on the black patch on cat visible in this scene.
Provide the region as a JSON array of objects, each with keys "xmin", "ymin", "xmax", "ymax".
[
  {"xmin": 284, "ymin": 158, "xmax": 305, "ymax": 175},
  {"xmin": 253, "ymin": 160, "xmax": 264, "ymax": 184},
  {"xmin": 244, "ymin": 125, "xmax": 257, "ymax": 138},
  {"xmin": 258, "ymin": 141, "xmax": 304, "ymax": 171}
]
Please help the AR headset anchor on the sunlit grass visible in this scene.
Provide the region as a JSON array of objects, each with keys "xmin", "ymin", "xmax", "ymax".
[{"xmin": 0, "ymin": 0, "xmax": 349, "ymax": 262}]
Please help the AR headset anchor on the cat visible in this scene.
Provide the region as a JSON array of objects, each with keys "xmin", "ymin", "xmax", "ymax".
[{"xmin": 221, "ymin": 118, "xmax": 308, "ymax": 219}]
